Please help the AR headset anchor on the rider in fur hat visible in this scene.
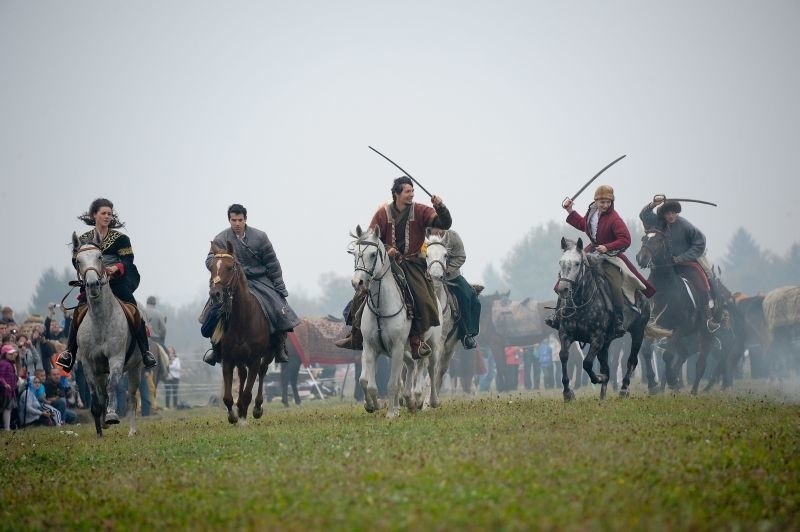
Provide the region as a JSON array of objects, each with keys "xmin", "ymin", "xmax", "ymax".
[{"xmin": 640, "ymin": 196, "xmax": 719, "ymax": 331}]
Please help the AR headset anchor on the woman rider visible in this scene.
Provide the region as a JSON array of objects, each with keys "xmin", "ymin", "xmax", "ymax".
[{"xmin": 56, "ymin": 198, "xmax": 157, "ymax": 371}]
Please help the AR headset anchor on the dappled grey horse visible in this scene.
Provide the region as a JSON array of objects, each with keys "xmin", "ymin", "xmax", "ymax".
[{"xmin": 72, "ymin": 233, "xmax": 142, "ymax": 436}]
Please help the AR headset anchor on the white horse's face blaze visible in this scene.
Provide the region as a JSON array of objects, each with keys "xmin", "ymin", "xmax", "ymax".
[
  {"xmin": 209, "ymin": 255, "xmax": 237, "ymax": 304},
  {"xmin": 557, "ymin": 247, "xmax": 582, "ymax": 295},
  {"xmin": 637, "ymin": 231, "xmax": 666, "ymax": 268},
  {"xmin": 425, "ymin": 236, "xmax": 448, "ymax": 280}
]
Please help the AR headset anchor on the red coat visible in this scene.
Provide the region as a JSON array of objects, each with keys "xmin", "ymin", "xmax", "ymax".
[{"xmin": 566, "ymin": 205, "xmax": 656, "ymax": 298}]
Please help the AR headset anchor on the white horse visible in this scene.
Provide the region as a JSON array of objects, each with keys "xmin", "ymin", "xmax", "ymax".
[
  {"xmin": 424, "ymin": 229, "xmax": 462, "ymax": 404},
  {"xmin": 72, "ymin": 233, "xmax": 142, "ymax": 436},
  {"xmin": 350, "ymin": 225, "xmax": 441, "ymax": 418}
]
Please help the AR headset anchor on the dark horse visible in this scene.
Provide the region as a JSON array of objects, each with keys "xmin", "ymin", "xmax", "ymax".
[
  {"xmin": 636, "ymin": 229, "xmax": 729, "ymax": 394},
  {"xmin": 208, "ymin": 241, "xmax": 277, "ymax": 424},
  {"xmin": 556, "ymin": 238, "xmax": 652, "ymax": 400}
]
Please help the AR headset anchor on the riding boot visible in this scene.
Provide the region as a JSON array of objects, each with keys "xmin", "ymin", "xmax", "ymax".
[
  {"xmin": 462, "ymin": 335, "xmax": 477, "ymax": 349},
  {"xmin": 410, "ymin": 335, "xmax": 431, "ymax": 360},
  {"xmin": 334, "ymin": 327, "xmax": 363, "ymax": 350},
  {"xmin": 136, "ymin": 321, "xmax": 158, "ymax": 368},
  {"xmin": 203, "ymin": 343, "xmax": 221, "ymax": 366},
  {"xmin": 613, "ymin": 310, "xmax": 626, "ymax": 338},
  {"xmin": 274, "ymin": 331, "xmax": 289, "ymax": 364},
  {"xmin": 56, "ymin": 303, "xmax": 88, "ymax": 371},
  {"xmin": 544, "ymin": 298, "xmax": 561, "ymax": 330}
]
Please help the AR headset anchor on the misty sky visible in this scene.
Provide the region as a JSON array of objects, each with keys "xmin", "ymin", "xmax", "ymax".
[{"xmin": 1, "ymin": 1, "xmax": 798, "ymax": 313}]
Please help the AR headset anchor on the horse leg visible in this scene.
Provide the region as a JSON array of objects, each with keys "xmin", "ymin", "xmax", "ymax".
[
  {"xmin": 360, "ymin": 349, "xmax": 378, "ymax": 413},
  {"xmin": 280, "ymin": 362, "xmax": 290, "ymax": 407},
  {"xmin": 105, "ymin": 356, "xmax": 125, "ymax": 425},
  {"xmin": 290, "ymin": 358, "xmax": 301, "ymax": 405},
  {"xmin": 252, "ymin": 356, "xmax": 269, "ymax": 419},
  {"xmin": 693, "ymin": 334, "xmax": 714, "ymax": 395},
  {"xmin": 238, "ymin": 363, "xmax": 259, "ymax": 425},
  {"xmin": 558, "ymin": 334, "xmax": 575, "ymax": 402},
  {"xmin": 386, "ymin": 343, "xmax": 406, "ymax": 419},
  {"xmin": 90, "ymin": 385, "xmax": 104, "ymax": 437},
  {"xmin": 402, "ymin": 357, "xmax": 417, "ymax": 412},
  {"xmin": 126, "ymin": 367, "xmax": 140, "ymax": 437},
  {"xmin": 621, "ymin": 322, "xmax": 646, "ymax": 398},
  {"xmin": 492, "ymin": 342, "xmax": 507, "ymax": 392},
  {"xmin": 582, "ymin": 337, "xmax": 604, "ymax": 386},
  {"xmin": 222, "ymin": 358, "xmax": 237, "ymax": 424},
  {"xmin": 597, "ymin": 342, "xmax": 611, "ymax": 400}
]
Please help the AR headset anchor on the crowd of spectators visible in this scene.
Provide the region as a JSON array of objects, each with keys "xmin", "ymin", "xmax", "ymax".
[{"xmin": 0, "ymin": 304, "xmax": 81, "ymax": 430}]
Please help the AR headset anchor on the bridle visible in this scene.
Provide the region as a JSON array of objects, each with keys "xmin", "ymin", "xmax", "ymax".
[
  {"xmin": 639, "ymin": 228, "xmax": 672, "ymax": 270},
  {"xmin": 425, "ymin": 240, "xmax": 448, "ymax": 279},
  {"xmin": 557, "ymin": 252, "xmax": 598, "ymax": 318},
  {"xmin": 210, "ymin": 252, "xmax": 241, "ymax": 317},
  {"xmin": 351, "ymin": 238, "xmax": 404, "ymax": 319},
  {"xmin": 74, "ymin": 245, "xmax": 108, "ymax": 288}
]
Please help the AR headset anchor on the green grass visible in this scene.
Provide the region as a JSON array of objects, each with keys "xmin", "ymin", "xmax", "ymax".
[{"xmin": 2, "ymin": 382, "xmax": 799, "ymax": 531}]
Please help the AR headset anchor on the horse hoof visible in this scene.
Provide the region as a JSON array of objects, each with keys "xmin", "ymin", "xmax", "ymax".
[
  {"xmin": 253, "ymin": 407, "xmax": 263, "ymax": 419},
  {"xmin": 564, "ymin": 391, "xmax": 575, "ymax": 402},
  {"xmin": 364, "ymin": 404, "xmax": 375, "ymax": 414},
  {"xmin": 105, "ymin": 413, "xmax": 120, "ymax": 425},
  {"xmin": 619, "ymin": 389, "xmax": 630, "ymax": 398},
  {"xmin": 128, "ymin": 429, "xmax": 137, "ymax": 437},
  {"xmin": 386, "ymin": 409, "xmax": 399, "ymax": 420},
  {"xmin": 227, "ymin": 413, "xmax": 238, "ymax": 424}
]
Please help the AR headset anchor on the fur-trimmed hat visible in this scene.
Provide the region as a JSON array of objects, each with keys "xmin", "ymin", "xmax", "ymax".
[
  {"xmin": 594, "ymin": 184, "xmax": 614, "ymax": 201},
  {"xmin": 657, "ymin": 200, "xmax": 682, "ymax": 217}
]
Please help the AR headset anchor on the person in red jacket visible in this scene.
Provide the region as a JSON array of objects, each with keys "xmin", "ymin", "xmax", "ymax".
[{"xmin": 546, "ymin": 185, "xmax": 655, "ymax": 337}]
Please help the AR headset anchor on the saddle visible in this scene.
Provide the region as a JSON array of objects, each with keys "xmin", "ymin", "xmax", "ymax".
[{"xmin": 389, "ymin": 261, "xmax": 415, "ymax": 320}]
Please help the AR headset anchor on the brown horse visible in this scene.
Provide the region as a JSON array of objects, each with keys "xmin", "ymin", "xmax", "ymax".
[{"xmin": 208, "ymin": 241, "xmax": 276, "ymax": 424}]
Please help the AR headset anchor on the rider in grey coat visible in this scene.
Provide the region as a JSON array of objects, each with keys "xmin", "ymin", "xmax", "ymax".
[{"xmin": 201, "ymin": 204, "xmax": 300, "ymax": 365}]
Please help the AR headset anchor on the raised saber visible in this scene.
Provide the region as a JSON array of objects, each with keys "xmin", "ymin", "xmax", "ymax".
[
  {"xmin": 368, "ymin": 145, "xmax": 433, "ymax": 198},
  {"xmin": 654, "ymin": 195, "xmax": 717, "ymax": 207},
  {"xmin": 565, "ymin": 154, "xmax": 627, "ymax": 205}
]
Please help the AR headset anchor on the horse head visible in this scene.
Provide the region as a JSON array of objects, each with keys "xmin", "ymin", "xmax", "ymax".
[
  {"xmin": 349, "ymin": 225, "xmax": 388, "ymax": 290},
  {"xmin": 72, "ymin": 231, "xmax": 107, "ymax": 297},
  {"xmin": 424, "ymin": 228, "xmax": 449, "ymax": 281},
  {"xmin": 208, "ymin": 241, "xmax": 240, "ymax": 307},
  {"xmin": 557, "ymin": 237, "xmax": 585, "ymax": 297},
  {"xmin": 637, "ymin": 228, "xmax": 670, "ymax": 269}
]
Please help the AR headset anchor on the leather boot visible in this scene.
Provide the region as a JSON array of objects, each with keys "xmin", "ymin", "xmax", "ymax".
[
  {"xmin": 136, "ymin": 322, "xmax": 158, "ymax": 368},
  {"xmin": 613, "ymin": 311, "xmax": 626, "ymax": 338},
  {"xmin": 410, "ymin": 336, "xmax": 431, "ymax": 360},
  {"xmin": 462, "ymin": 335, "xmax": 477, "ymax": 349},
  {"xmin": 334, "ymin": 327, "xmax": 363, "ymax": 350},
  {"xmin": 203, "ymin": 343, "xmax": 221, "ymax": 366},
  {"xmin": 56, "ymin": 304, "xmax": 86, "ymax": 371},
  {"xmin": 274, "ymin": 332, "xmax": 289, "ymax": 363}
]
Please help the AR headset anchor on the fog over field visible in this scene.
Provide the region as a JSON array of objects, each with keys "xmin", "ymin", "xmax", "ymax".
[{"xmin": 2, "ymin": 1, "xmax": 798, "ymax": 311}]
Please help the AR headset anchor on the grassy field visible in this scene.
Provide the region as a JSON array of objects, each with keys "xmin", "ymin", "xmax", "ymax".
[{"xmin": 2, "ymin": 381, "xmax": 799, "ymax": 531}]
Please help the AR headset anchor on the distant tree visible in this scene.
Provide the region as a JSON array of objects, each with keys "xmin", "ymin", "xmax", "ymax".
[
  {"xmin": 28, "ymin": 267, "xmax": 75, "ymax": 316},
  {"xmin": 479, "ymin": 263, "xmax": 507, "ymax": 295},
  {"xmin": 317, "ymin": 272, "xmax": 353, "ymax": 317},
  {"xmin": 774, "ymin": 243, "xmax": 800, "ymax": 287},
  {"xmin": 721, "ymin": 227, "xmax": 775, "ymax": 294},
  {"xmin": 501, "ymin": 221, "xmax": 577, "ymax": 300}
]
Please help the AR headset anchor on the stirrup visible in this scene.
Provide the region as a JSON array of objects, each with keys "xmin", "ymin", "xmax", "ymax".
[
  {"xmin": 203, "ymin": 347, "xmax": 219, "ymax": 366},
  {"xmin": 707, "ymin": 319, "xmax": 721, "ymax": 333},
  {"xmin": 142, "ymin": 351, "xmax": 158, "ymax": 368},
  {"xmin": 56, "ymin": 351, "xmax": 75, "ymax": 371}
]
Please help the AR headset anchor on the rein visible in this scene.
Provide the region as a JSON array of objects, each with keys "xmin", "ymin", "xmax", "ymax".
[
  {"xmin": 558, "ymin": 256, "xmax": 599, "ymax": 319},
  {"xmin": 210, "ymin": 252, "xmax": 242, "ymax": 327}
]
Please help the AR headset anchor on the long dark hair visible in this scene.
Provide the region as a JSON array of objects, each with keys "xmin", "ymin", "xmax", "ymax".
[
  {"xmin": 391, "ymin": 176, "xmax": 413, "ymax": 201},
  {"xmin": 77, "ymin": 198, "xmax": 124, "ymax": 228}
]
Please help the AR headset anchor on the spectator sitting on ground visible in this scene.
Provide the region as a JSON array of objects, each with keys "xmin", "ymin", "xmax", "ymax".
[
  {"xmin": 18, "ymin": 375, "xmax": 59, "ymax": 427},
  {"xmin": 43, "ymin": 368, "xmax": 77, "ymax": 424}
]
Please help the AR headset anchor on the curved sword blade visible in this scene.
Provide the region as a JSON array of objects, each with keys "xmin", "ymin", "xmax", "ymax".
[
  {"xmin": 571, "ymin": 154, "xmax": 627, "ymax": 201},
  {"xmin": 368, "ymin": 146, "xmax": 433, "ymax": 197}
]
